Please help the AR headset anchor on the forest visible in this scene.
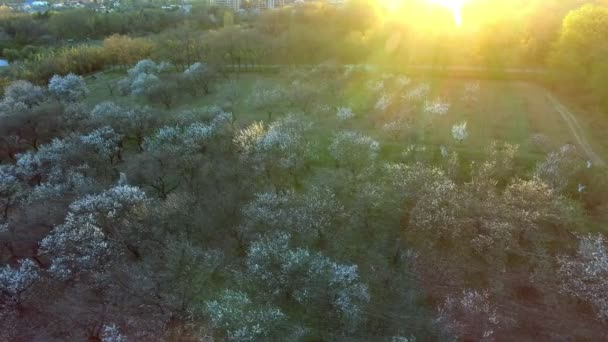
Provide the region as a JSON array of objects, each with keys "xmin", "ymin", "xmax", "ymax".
[{"xmin": 1, "ymin": 0, "xmax": 608, "ymax": 341}]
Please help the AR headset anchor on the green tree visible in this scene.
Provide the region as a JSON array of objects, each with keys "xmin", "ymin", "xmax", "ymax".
[{"xmin": 549, "ymin": 4, "xmax": 608, "ymax": 109}]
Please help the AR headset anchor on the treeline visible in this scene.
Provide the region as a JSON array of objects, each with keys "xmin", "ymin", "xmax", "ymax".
[
  {"xmin": 6, "ymin": 35, "xmax": 154, "ymax": 82},
  {"xmin": 0, "ymin": 4, "xmax": 220, "ymax": 46},
  {"xmin": 2, "ymin": 0, "xmax": 608, "ymax": 109},
  {"xmin": 548, "ymin": 4, "xmax": 608, "ymax": 111}
]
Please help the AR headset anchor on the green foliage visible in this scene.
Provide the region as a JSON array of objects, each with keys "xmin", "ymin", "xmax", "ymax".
[{"xmin": 549, "ymin": 4, "xmax": 608, "ymax": 109}]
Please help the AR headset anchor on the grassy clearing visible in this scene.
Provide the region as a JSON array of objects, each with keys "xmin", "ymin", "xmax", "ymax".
[{"xmin": 84, "ymin": 70, "xmax": 599, "ymax": 169}]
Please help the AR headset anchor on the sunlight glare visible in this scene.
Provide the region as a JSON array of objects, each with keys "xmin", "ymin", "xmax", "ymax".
[{"xmin": 429, "ymin": 0, "xmax": 465, "ymax": 26}]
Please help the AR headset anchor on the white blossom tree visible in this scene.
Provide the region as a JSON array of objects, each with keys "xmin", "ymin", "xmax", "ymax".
[
  {"xmin": 403, "ymin": 83, "xmax": 430, "ymax": 104},
  {"xmin": 381, "ymin": 118, "xmax": 412, "ymax": 141},
  {"xmin": 127, "ymin": 59, "xmax": 170, "ymax": 78},
  {"xmin": 239, "ymin": 187, "xmax": 343, "ymax": 244},
  {"xmin": 436, "ymin": 290, "xmax": 501, "ymax": 341},
  {"xmin": 14, "ymin": 126, "xmax": 123, "ymax": 188},
  {"xmin": 336, "ymin": 106, "xmax": 355, "ymax": 121},
  {"xmin": 48, "ymin": 73, "xmax": 89, "ymax": 102},
  {"xmin": 452, "ymin": 121, "xmax": 469, "ymax": 142},
  {"xmin": 40, "ymin": 185, "xmax": 149, "ymax": 280},
  {"xmin": 244, "ymin": 232, "xmax": 370, "ymax": 333},
  {"xmin": 119, "ymin": 60, "xmax": 175, "ymax": 107},
  {"xmin": 91, "ymin": 102, "xmax": 157, "ymax": 150},
  {"xmin": 329, "ymin": 130, "xmax": 380, "ymax": 173},
  {"xmin": 80, "ymin": 126, "xmax": 124, "ymax": 164},
  {"xmin": 206, "ymin": 289, "xmax": 285, "ymax": 341},
  {"xmin": 559, "ymin": 233, "xmax": 608, "ymax": 320},
  {"xmin": 423, "ymin": 99, "xmax": 450, "ymax": 116},
  {"xmin": 0, "ymin": 258, "xmax": 40, "ymax": 341},
  {"xmin": 101, "ymin": 324, "xmax": 128, "ymax": 342},
  {"xmin": 0, "ymin": 165, "xmax": 23, "ymax": 220},
  {"xmin": 534, "ymin": 145, "xmax": 582, "ymax": 193},
  {"xmin": 0, "ymin": 80, "xmax": 46, "ymax": 111},
  {"xmin": 134, "ymin": 110, "xmax": 233, "ymax": 198},
  {"xmin": 250, "ymin": 82, "xmax": 286, "ymax": 121},
  {"xmin": 0, "ymin": 258, "xmax": 40, "ymax": 298},
  {"xmin": 143, "ymin": 110, "xmax": 232, "ymax": 155},
  {"xmin": 182, "ymin": 62, "xmax": 215, "ymax": 95},
  {"xmin": 235, "ymin": 115, "xmax": 313, "ymax": 186},
  {"xmin": 0, "ymin": 81, "xmax": 61, "ymax": 158},
  {"xmin": 375, "ymin": 93, "xmax": 393, "ymax": 112},
  {"xmin": 130, "ymin": 73, "xmax": 161, "ymax": 96}
]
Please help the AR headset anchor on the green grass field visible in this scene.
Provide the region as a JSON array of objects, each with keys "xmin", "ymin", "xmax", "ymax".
[{"xmin": 84, "ymin": 70, "xmax": 605, "ymax": 170}]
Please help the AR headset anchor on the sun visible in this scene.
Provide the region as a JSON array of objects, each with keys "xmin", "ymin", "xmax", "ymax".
[{"xmin": 429, "ymin": 0, "xmax": 466, "ymax": 26}]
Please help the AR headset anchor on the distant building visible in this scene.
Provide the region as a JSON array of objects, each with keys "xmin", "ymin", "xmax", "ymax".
[
  {"xmin": 249, "ymin": 0, "xmax": 275, "ymax": 10},
  {"xmin": 210, "ymin": 0, "xmax": 241, "ymax": 11},
  {"xmin": 30, "ymin": 0, "xmax": 48, "ymax": 7},
  {"xmin": 210, "ymin": 0, "xmax": 336, "ymax": 11}
]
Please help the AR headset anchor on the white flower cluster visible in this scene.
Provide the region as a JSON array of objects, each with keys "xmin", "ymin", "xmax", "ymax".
[
  {"xmin": 130, "ymin": 73, "xmax": 160, "ymax": 96},
  {"xmin": 27, "ymin": 169, "xmax": 95, "ymax": 202},
  {"xmin": 534, "ymin": 145, "xmax": 581, "ymax": 193},
  {"xmin": 246, "ymin": 232, "xmax": 369, "ymax": 322},
  {"xmin": 48, "ymin": 73, "xmax": 89, "ymax": 102},
  {"xmin": 0, "ymin": 80, "xmax": 45, "ymax": 111},
  {"xmin": 404, "ymin": 83, "xmax": 430, "ymax": 102},
  {"xmin": 91, "ymin": 101, "xmax": 124, "ymax": 119},
  {"xmin": 375, "ymin": 93, "xmax": 392, "ymax": 111},
  {"xmin": 41, "ymin": 212, "xmax": 110, "ymax": 280},
  {"xmin": 41, "ymin": 185, "xmax": 147, "ymax": 279},
  {"xmin": 0, "ymin": 164, "xmax": 20, "ymax": 196},
  {"xmin": 424, "ymin": 99, "xmax": 450, "ymax": 116},
  {"xmin": 120, "ymin": 60, "xmax": 171, "ymax": 96},
  {"xmin": 452, "ymin": 121, "xmax": 469, "ymax": 142},
  {"xmin": 381, "ymin": 119, "xmax": 410, "ymax": 139},
  {"xmin": 385, "ymin": 163, "xmax": 455, "ymax": 204},
  {"xmin": 329, "ymin": 130, "xmax": 380, "ymax": 170},
  {"xmin": 559, "ymin": 234, "xmax": 608, "ymax": 320},
  {"xmin": 0, "ymin": 259, "xmax": 40, "ymax": 296},
  {"xmin": 15, "ymin": 132, "xmax": 119, "ymax": 201},
  {"xmin": 401, "ymin": 145, "xmax": 428, "ymax": 159},
  {"xmin": 240, "ymin": 115, "xmax": 312, "ymax": 170},
  {"xmin": 391, "ymin": 336, "xmax": 416, "ymax": 342},
  {"xmin": 233, "ymin": 121, "xmax": 266, "ymax": 153},
  {"xmin": 436, "ymin": 290, "xmax": 500, "ymax": 341},
  {"xmin": 127, "ymin": 59, "xmax": 168, "ymax": 76},
  {"xmin": 80, "ymin": 126, "xmax": 123, "ymax": 160},
  {"xmin": 15, "ymin": 137, "xmax": 73, "ymax": 179},
  {"xmin": 183, "ymin": 62, "xmax": 207, "ymax": 79},
  {"xmin": 16, "ymin": 126, "xmax": 123, "ymax": 186},
  {"xmin": 69, "ymin": 185, "xmax": 148, "ymax": 217},
  {"xmin": 101, "ymin": 324, "xmax": 128, "ymax": 342},
  {"xmin": 207, "ymin": 289, "xmax": 285, "ymax": 342},
  {"xmin": 144, "ymin": 111, "xmax": 232, "ymax": 153},
  {"xmin": 240, "ymin": 187, "xmax": 343, "ymax": 241},
  {"xmin": 336, "ymin": 106, "xmax": 355, "ymax": 120}
]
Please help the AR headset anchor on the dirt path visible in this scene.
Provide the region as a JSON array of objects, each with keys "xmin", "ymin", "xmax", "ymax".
[{"xmin": 545, "ymin": 92, "xmax": 606, "ymax": 167}]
